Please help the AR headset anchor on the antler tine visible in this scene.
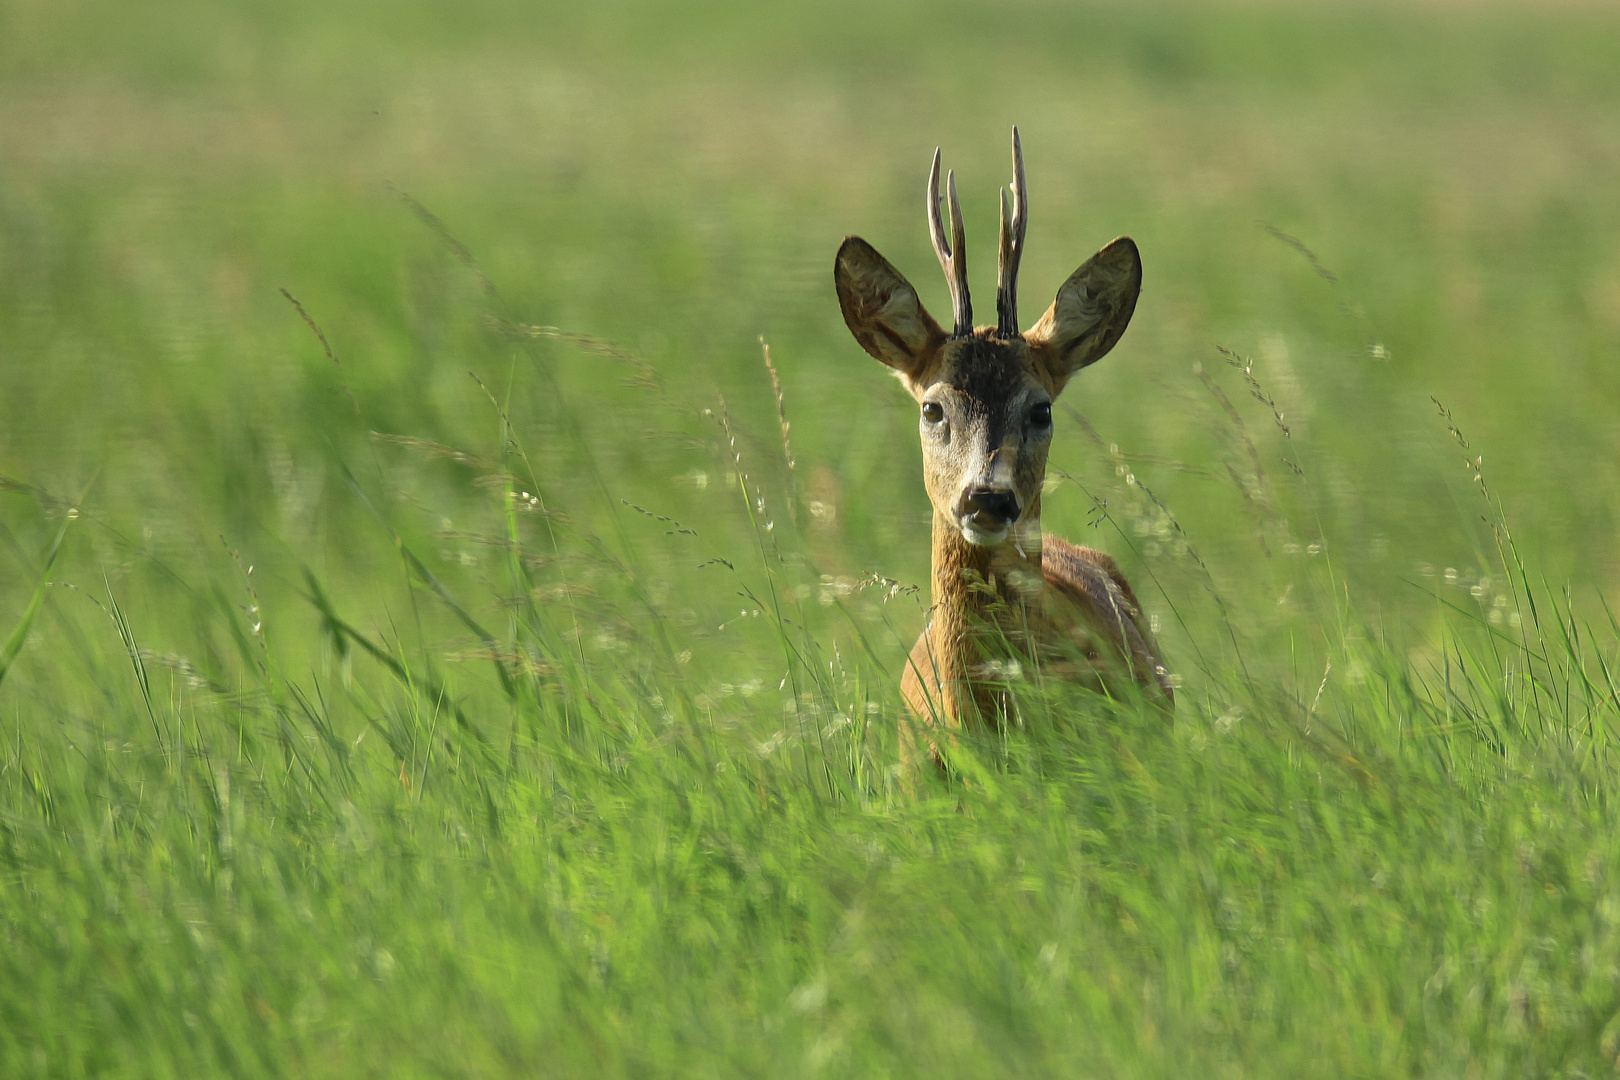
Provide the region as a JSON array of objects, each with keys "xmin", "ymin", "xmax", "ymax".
[
  {"xmin": 997, "ymin": 188, "xmax": 1015, "ymax": 335},
  {"xmin": 927, "ymin": 147, "xmax": 972, "ymax": 337},
  {"xmin": 947, "ymin": 170, "xmax": 970, "ymax": 334},
  {"xmin": 996, "ymin": 126, "xmax": 1028, "ymax": 337},
  {"xmin": 927, "ymin": 148, "xmax": 950, "ymax": 265}
]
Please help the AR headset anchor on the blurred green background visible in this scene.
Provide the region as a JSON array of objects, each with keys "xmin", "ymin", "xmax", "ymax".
[{"xmin": 6, "ymin": 0, "xmax": 1620, "ymax": 1075}]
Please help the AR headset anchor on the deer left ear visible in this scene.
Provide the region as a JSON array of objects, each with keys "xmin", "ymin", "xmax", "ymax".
[
  {"xmin": 835, "ymin": 236, "xmax": 945, "ymax": 383},
  {"xmin": 1025, "ymin": 237, "xmax": 1142, "ymax": 392}
]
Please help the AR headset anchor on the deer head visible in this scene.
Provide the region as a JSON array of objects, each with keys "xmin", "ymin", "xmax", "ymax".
[{"xmin": 835, "ymin": 129, "xmax": 1142, "ymax": 548}]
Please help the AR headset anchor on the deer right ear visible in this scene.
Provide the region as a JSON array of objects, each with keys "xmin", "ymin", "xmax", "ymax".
[
  {"xmin": 1026, "ymin": 237, "xmax": 1142, "ymax": 393},
  {"xmin": 835, "ymin": 237, "xmax": 945, "ymax": 381}
]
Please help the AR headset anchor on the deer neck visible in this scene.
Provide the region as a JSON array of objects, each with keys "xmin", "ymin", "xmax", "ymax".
[{"xmin": 928, "ymin": 496, "xmax": 1045, "ymax": 653}]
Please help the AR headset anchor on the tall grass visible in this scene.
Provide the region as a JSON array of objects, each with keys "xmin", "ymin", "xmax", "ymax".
[
  {"xmin": 6, "ymin": 212, "xmax": 1620, "ymax": 1075},
  {"xmin": 7, "ymin": 0, "xmax": 1620, "ymax": 1074}
]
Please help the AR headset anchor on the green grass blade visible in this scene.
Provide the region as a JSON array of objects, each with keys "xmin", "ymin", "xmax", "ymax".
[{"xmin": 0, "ymin": 516, "xmax": 70, "ymax": 691}]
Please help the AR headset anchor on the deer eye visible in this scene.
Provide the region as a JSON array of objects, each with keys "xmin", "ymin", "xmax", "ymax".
[
  {"xmin": 921, "ymin": 402, "xmax": 945, "ymax": 424},
  {"xmin": 1029, "ymin": 402, "xmax": 1052, "ymax": 427}
]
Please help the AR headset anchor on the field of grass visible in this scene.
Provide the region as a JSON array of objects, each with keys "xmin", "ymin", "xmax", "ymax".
[{"xmin": 6, "ymin": 0, "xmax": 1620, "ymax": 1074}]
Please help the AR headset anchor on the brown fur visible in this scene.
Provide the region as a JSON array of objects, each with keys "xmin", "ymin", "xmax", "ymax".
[{"xmin": 897, "ymin": 512, "xmax": 1173, "ymax": 768}]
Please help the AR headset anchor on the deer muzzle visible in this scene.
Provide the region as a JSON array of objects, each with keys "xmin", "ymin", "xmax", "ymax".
[{"xmin": 957, "ymin": 487, "xmax": 1021, "ymax": 546}]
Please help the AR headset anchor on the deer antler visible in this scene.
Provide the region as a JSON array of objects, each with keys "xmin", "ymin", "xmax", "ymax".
[
  {"xmin": 996, "ymin": 127, "xmax": 1027, "ymax": 338},
  {"xmin": 928, "ymin": 148, "xmax": 972, "ymax": 337}
]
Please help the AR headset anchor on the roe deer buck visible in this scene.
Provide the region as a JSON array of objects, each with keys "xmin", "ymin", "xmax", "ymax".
[{"xmin": 834, "ymin": 129, "xmax": 1173, "ymax": 765}]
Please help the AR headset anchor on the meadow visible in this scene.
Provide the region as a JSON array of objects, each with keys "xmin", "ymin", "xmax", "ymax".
[{"xmin": 5, "ymin": 0, "xmax": 1620, "ymax": 1074}]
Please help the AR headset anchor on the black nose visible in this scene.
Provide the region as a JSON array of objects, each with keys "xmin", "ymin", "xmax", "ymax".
[{"xmin": 960, "ymin": 488, "xmax": 1021, "ymax": 528}]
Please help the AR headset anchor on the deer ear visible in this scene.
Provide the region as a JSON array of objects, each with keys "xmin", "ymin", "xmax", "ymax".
[
  {"xmin": 835, "ymin": 236, "xmax": 945, "ymax": 381},
  {"xmin": 1026, "ymin": 237, "xmax": 1142, "ymax": 392}
]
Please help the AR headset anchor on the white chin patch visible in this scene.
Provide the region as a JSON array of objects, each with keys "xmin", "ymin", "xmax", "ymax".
[{"xmin": 959, "ymin": 521, "xmax": 1009, "ymax": 547}]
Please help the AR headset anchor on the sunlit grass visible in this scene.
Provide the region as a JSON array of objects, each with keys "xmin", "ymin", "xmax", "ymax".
[{"xmin": 5, "ymin": 0, "xmax": 1620, "ymax": 1075}]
